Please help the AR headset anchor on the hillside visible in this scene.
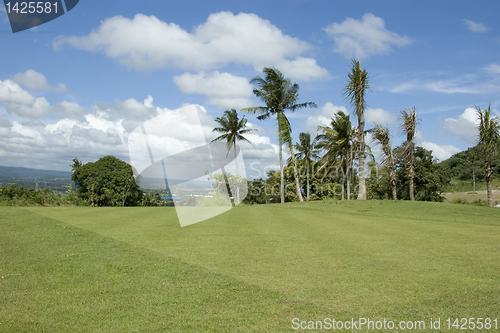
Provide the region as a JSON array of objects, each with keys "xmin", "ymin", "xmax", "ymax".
[{"xmin": 0, "ymin": 165, "xmax": 72, "ymax": 192}]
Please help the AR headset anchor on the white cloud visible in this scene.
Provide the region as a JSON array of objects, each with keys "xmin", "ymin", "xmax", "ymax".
[
  {"xmin": 0, "ymin": 79, "xmax": 88, "ymax": 119},
  {"xmin": 53, "ymin": 101, "xmax": 88, "ymax": 119},
  {"xmin": 143, "ymin": 95, "xmax": 153, "ymax": 108},
  {"xmin": 53, "ymin": 12, "xmax": 328, "ymax": 80},
  {"xmin": 443, "ymin": 107, "xmax": 478, "ymax": 143},
  {"xmin": 0, "ymin": 79, "xmax": 35, "ymax": 105},
  {"xmin": 390, "ymin": 78, "xmax": 482, "ymax": 94},
  {"xmin": 483, "ymin": 63, "xmax": 500, "ymax": 76},
  {"xmin": 93, "ymin": 97, "xmax": 158, "ymax": 133},
  {"xmin": 6, "ymin": 97, "xmax": 51, "ymax": 118},
  {"xmin": 173, "ymin": 71, "xmax": 253, "ymax": 110},
  {"xmin": 0, "ymin": 114, "xmax": 11, "ymax": 137},
  {"xmin": 365, "ymin": 108, "xmax": 396, "ymax": 126},
  {"xmin": 306, "ymin": 102, "xmax": 348, "ymax": 134},
  {"xmin": 324, "ymin": 13, "xmax": 411, "ymax": 59},
  {"xmin": 420, "ymin": 142, "xmax": 461, "ymax": 161},
  {"xmin": 280, "ymin": 57, "xmax": 328, "ymax": 81},
  {"xmin": 463, "ymin": 19, "xmax": 488, "ymax": 33},
  {"xmin": 12, "ymin": 70, "xmax": 67, "ymax": 91},
  {"xmin": 414, "ymin": 130, "xmax": 425, "ymax": 142}
]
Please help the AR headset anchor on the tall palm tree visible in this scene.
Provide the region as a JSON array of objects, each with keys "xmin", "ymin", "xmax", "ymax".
[
  {"xmin": 244, "ymin": 67, "xmax": 317, "ymax": 203},
  {"xmin": 211, "ymin": 109, "xmax": 255, "ymax": 176},
  {"xmin": 343, "ymin": 59, "xmax": 370, "ymax": 200},
  {"xmin": 315, "ymin": 110, "xmax": 356, "ymax": 200},
  {"xmin": 399, "ymin": 107, "xmax": 417, "ymax": 201},
  {"xmin": 371, "ymin": 124, "xmax": 397, "ymax": 200},
  {"xmin": 476, "ymin": 105, "xmax": 500, "ymax": 207},
  {"xmin": 289, "ymin": 132, "xmax": 320, "ymax": 201}
]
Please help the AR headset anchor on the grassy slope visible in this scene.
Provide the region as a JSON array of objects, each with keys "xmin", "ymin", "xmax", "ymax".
[{"xmin": 1, "ymin": 201, "xmax": 499, "ymax": 332}]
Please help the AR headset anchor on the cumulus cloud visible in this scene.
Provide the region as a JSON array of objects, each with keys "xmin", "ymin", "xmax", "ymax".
[
  {"xmin": 143, "ymin": 95, "xmax": 153, "ymax": 108},
  {"xmin": 6, "ymin": 97, "xmax": 51, "ymax": 118},
  {"xmin": 12, "ymin": 70, "xmax": 67, "ymax": 91},
  {"xmin": 1, "ymin": 79, "xmax": 86, "ymax": 119},
  {"xmin": 53, "ymin": 12, "xmax": 328, "ymax": 80},
  {"xmin": 324, "ymin": 13, "xmax": 411, "ymax": 59},
  {"xmin": 53, "ymin": 101, "xmax": 88, "ymax": 119},
  {"xmin": 280, "ymin": 57, "xmax": 328, "ymax": 81},
  {"xmin": 420, "ymin": 142, "xmax": 461, "ymax": 161},
  {"xmin": 305, "ymin": 102, "xmax": 348, "ymax": 134},
  {"xmin": 463, "ymin": 19, "xmax": 488, "ymax": 33},
  {"xmin": 173, "ymin": 71, "xmax": 254, "ymax": 110},
  {"xmin": 0, "ymin": 114, "xmax": 11, "ymax": 137},
  {"xmin": 93, "ymin": 97, "xmax": 159, "ymax": 133},
  {"xmin": 0, "ymin": 79, "xmax": 35, "ymax": 105},
  {"xmin": 365, "ymin": 108, "xmax": 396, "ymax": 126},
  {"xmin": 443, "ymin": 107, "xmax": 478, "ymax": 143}
]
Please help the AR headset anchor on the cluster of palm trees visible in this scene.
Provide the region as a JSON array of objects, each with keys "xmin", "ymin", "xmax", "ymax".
[{"xmin": 211, "ymin": 60, "xmax": 500, "ymax": 207}]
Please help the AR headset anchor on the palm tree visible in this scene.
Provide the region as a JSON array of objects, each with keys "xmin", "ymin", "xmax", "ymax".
[
  {"xmin": 371, "ymin": 124, "xmax": 397, "ymax": 200},
  {"xmin": 343, "ymin": 59, "xmax": 370, "ymax": 200},
  {"xmin": 289, "ymin": 132, "xmax": 320, "ymax": 201},
  {"xmin": 211, "ymin": 109, "xmax": 255, "ymax": 176},
  {"xmin": 244, "ymin": 67, "xmax": 317, "ymax": 203},
  {"xmin": 476, "ymin": 105, "xmax": 500, "ymax": 207},
  {"xmin": 315, "ymin": 111, "xmax": 356, "ymax": 200},
  {"xmin": 399, "ymin": 107, "xmax": 418, "ymax": 201}
]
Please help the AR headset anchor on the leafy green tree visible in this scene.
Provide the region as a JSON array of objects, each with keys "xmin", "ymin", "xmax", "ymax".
[
  {"xmin": 399, "ymin": 107, "xmax": 418, "ymax": 201},
  {"xmin": 371, "ymin": 124, "xmax": 397, "ymax": 199},
  {"xmin": 344, "ymin": 59, "xmax": 370, "ymax": 200},
  {"xmin": 368, "ymin": 145, "xmax": 444, "ymax": 202},
  {"xmin": 244, "ymin": 67, "xmax": 317, "ymax": 203},
  {"xmin": 211, "ymin": 109, "xmax": 256, "ymax": 176},
  {"xmin": 476, "ymin": 105, "xmax": 500, "ymax": 207},
  {"xmin": 289, "ymin": 132, "xmax": 320, "ymax": 201},
  {"xmin": 243, "ymin": 178, "xmax": 268, "ymax": 204},
  {"xmin": 71, "ymin": 156, "xmax": 142, "ymax": 206}
]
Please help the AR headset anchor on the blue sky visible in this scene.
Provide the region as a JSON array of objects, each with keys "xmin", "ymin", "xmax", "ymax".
[{"xmin": 1, "ymin": 0, "xmax": 499, "ymax": 178}]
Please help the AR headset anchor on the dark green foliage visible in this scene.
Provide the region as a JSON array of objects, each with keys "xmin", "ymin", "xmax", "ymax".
[
  {"xmin": 258, "ymin": 160, "xmax": 349, "ymax": 203},
  {"xmin": 71, "ymin": 156, "xmax": 142, "ymax": 206},
  {"xmin": 0, "ymin": 184, "xmax": 79, "ymax": 206},
  {"xmin": 242, "ymin": 178, "xmax": 267, "ymax": 205},
  {"xmin": 368, "ymin": 146, "xmax": 445, "ymax": 202},
  {"xmin": 437, "ymin": 145, "xmax": 500, "ymax": 190}
]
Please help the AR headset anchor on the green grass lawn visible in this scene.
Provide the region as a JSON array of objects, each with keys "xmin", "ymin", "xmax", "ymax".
[{"xmin": 1, "ymin": 201, "xmax": 499, "ymax": 332}]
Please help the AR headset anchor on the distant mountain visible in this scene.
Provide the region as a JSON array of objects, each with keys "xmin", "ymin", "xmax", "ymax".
[{"xmin": 0, "ymin": 166, "xmax": 72, "ymax": 192}]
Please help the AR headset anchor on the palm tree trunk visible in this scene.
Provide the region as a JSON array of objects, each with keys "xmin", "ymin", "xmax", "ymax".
[
  {"xmin": 486, "ymin": 162, "xmax": 493, "ymax": 207},
  {"xmin": 347, "ymin": 164, "xmax": 351, "ymax": 200},
  {"xmin": 279, "ymin": 137, "xmax": 285, "ymax": 204},
  {"xmin": 341, "ymin": 169, "xmax": 345, "ymax": 200},
  {"xmin": 409, "ymin": 148, "xmax": 415, "ymax": 201},
  {"xmin": 306, "ymin": 161, "xmax": 310, "ymax": 201},
  {"xmin": 289, "ymin": 143, "xmax": 304, "ymax": 202},
  {"xmin": 357, "ymin": 124, "xmax": 367, "ymax": 200},
  {"xmin": 234, "ymin": 144, "xmax": 238, "ymax": 176},
  {"xmin": 234, "ymin": 144, "xmax": 239, "ymax": 203},
  {"xmin": 390, "ymin": 169, "xmax": 397, "ymax": 200}
]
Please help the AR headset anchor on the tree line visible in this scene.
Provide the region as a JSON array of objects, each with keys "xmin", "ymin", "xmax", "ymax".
[{"xmin": 214, "ymin": 59, "xmax": 500, "ymax": 207}]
